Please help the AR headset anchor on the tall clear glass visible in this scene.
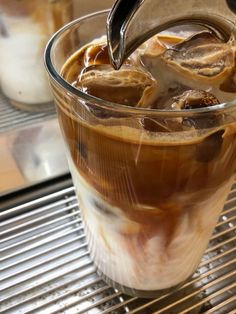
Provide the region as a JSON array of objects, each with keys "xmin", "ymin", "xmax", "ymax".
[{"xmin": 45, "ymin": 11, "xmax": 236, "ymax": 298}]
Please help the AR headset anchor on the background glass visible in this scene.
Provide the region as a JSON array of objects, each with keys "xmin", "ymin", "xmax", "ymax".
[
  {"xmin": 45, "ymin": 11, "xmax": 236, "ymax": 297},
  {"xmin": 0, "ymin": 0, "xmax": 73, "ymax": 111}
]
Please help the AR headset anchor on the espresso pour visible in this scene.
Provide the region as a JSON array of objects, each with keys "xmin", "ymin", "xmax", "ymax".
[{"xmin": 107, "ymin": 0, "xmax": 236, "ymax": 69}]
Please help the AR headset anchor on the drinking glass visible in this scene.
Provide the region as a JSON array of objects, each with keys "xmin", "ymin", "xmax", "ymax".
[{"xmin": 45, "ymin": 11, "xmax": 236, "ymax": 297}]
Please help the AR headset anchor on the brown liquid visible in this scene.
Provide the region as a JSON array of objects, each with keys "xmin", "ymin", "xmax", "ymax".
[
  {"xmin": 57, "ymin": 36, "xmax": 236, "ymax": 241},
  {"xmin": 60, "ymin": 35, "xmax": 236, "ymax": 212},
  {"xmin": 53, "ymin": 32, "xmax": 236, "ymax": 292}
]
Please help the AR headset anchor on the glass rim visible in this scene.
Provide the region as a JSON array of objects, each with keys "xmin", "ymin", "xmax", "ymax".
[{"xmin": 44, "ymin": 9, "xmax": 236, "ymax": 117}]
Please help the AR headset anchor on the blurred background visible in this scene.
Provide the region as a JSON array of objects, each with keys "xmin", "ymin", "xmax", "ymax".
[
  {"xmin": 73, "ymin": 0, "xmax": 115, "ymax": 17},
  {"xmin": 0, "ymin": 0, "xmax": 115, "ymax": 196}
]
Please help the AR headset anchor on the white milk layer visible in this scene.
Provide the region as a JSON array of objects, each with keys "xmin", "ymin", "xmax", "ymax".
[
  {"xmin": 0, "ymin": 16, "xmax": 53, "ymax": 105},
  {"xmin": 69, "ymin": 159, "xmax": 232, "ymax": 291}
]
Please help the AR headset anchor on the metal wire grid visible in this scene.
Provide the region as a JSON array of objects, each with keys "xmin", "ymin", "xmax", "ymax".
[
  {"xmin": 0, "ymin": 92, "xmax": 56, "ymax": 134},
  {"xmin": 0, "ymin": 183, "xmax": 235, "ymax": 314}
]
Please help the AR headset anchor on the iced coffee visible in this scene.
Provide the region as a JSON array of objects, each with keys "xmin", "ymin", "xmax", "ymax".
[{"xmin": 45, "ymin": 13, "xmax": 236, "ymax": 297}]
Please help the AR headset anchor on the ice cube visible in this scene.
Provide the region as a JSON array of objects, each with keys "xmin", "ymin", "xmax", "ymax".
[
  {"xmin": 76, "ymin": 64, "xmax": 159, "ymax": 108},
  {"xmin": 84, "ymin": 43, "xmax": 110, "ymax": 66},
  {"xmin": 84, "ymin": 38, "xmax": 141, "ymax": 68},
  {"xmin": 163, "ymin": 31, "xmax": 235, "ymax": 85},
  {"xmin": 171, "ymin": 90, "xmax": 221, "ymax": 130},
  {"xmin": 138, "ymin": 35, "xmax": 167, "ymax": 58},
  {"xmin": 140, "ymin": 116, "xmax": 183, "ymax": 132},
  {"xmin": 171, "ymin": 90, "xmax": 220, "ymax": 110},
  {"xmin": 140, "ymin": 31, "xmax": 235, "ymax": 97}
]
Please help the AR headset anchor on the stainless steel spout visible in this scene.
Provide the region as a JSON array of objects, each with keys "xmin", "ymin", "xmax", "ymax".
[{"xmin": 107, "ymin": 0, "xmax": 236, "ymax": 69}]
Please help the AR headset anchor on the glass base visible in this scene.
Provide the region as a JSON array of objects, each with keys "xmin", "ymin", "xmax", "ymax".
[
  {"xmin": 97, "ymin": 268, "xmax": 189, "ymax": 298},
  {"xmin": 10, "ymin": 99, "xmax": 54, "ymax": 112}
]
